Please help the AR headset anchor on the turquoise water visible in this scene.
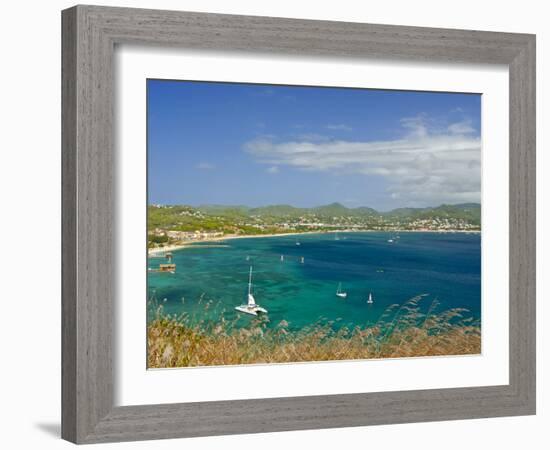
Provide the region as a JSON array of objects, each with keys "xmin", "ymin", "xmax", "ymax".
[{"xmin": 147, "ymin": 232, "xmax": 481, "ymax": 331}]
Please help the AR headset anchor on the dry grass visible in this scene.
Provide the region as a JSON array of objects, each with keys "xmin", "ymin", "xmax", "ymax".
[{"xmin": 147, "ymin": 295, "xmax": 481, "ymax": 368}]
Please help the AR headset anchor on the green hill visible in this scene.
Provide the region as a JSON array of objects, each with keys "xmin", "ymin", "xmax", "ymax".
[
  {"xmin": 147, "ymin": 202, "xmax": 481, "ymax": 234},
  {"xmin": 249, "ymin": 204, "xmax": 304, "ymax": 217}
]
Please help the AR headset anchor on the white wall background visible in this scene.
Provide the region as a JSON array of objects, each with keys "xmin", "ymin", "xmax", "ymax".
[{"xmin": 0, "ymin": 1, "xmax": 546, "ymax": 448}]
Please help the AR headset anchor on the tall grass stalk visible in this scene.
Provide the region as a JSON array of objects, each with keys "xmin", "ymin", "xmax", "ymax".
[{"xmin": 147, "ymin": 297, "xmax": 481, "ymax": 368}]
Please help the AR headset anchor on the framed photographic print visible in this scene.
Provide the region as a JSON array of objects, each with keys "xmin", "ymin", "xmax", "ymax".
[{"xmin": 62, "ymin": 5, "xmax": 536, "ymax": 444}]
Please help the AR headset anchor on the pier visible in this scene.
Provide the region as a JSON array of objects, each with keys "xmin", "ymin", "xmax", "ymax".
[{"xmin": 148, "ymin": 252, "xmax": 176, "ymax": 273}]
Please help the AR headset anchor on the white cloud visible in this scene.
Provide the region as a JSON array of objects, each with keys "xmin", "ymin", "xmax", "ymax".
[
  {"xmin": 195, "ymin": 162, "xmax": 216, "ymax": 170},
  {"xmin": 295, "ymin": 133, "xmax": 328, "ymax": 142},
  {"xmin": 448, "ymin": 119, "xmax": 476, "ymax": 135},
  {"xmin": 266, "ymin": 166, "xmax": 279, "ymax": 174},
  {"xmin": 326, "ymin": 124, "xmax": 353, "ymax": 131},
  {"xmin": 400, "ymin": 116, "xmax": 428, "ymax": 138},
  {"xmin": 244, "ymin": 116, "xmax": 481, "ymax": 206}
]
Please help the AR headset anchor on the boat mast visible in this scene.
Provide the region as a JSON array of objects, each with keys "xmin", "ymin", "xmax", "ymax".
[{"xmin": 248, "ymin": 266, "xmax": 253, "ymax": 296}]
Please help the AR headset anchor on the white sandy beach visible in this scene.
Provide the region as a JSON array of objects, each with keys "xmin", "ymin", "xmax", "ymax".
[
  {"xmin": 147, "ymin": 229, "xmax": 480, "ymax": 255},
  {"xmin": 147, "ymin": 231, "xmax": 322, "ymax": 255}
]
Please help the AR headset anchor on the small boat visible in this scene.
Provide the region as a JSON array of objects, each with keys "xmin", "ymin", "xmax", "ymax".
[
  {"xmin": 295, "ymin": 238, "xmax": 301, "ymax": 246},
  {"xmin": 300, "ymin": 256, "xmax": 305, "ymax": 264},
  {"xmin": 245, "ymin": 255, "xmax": 250, "ymax": 261},
  {"xmin": 336, "ymin": 282, "xmax": 347, "ymax": 298},
  {"xmin": 367, "ymin": 292, "xmax": 374, "ymax": 304},
  {"xmin": 334, "ymin": 233, "xmax": 340, "ymax": 241},
  {"xmin": 235, "ymin": 266, "xmax": 268, "ymax": 316},
  {"xmin": 280, "ymin": 255, "xmax": 284, "ymax": 262},
  {"xmin": 387, "ymin": 238, "xmax": 394, "ymax": 243}
]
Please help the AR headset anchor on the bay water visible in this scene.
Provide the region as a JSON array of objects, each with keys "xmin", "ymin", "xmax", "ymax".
[{"xmin": 147, "ymin": 232, "xmax": 481, "ymax": 331}]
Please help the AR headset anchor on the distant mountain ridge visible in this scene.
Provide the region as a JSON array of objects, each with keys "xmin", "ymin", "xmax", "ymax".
[
  {"xmin": 148, "ymin": 202, "xmax": 481, "ymax": 235},
  {"xmin": 193, "ymin": 202, "xmax": 480, "ymax": 220}
]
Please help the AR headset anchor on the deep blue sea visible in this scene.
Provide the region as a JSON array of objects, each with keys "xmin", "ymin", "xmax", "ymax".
[{"xmin": 147, "ymin": 232, "xmax": 481, "ymax": 331}]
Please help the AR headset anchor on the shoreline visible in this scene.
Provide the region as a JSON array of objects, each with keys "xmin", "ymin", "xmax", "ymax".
[
  {"xmin": 147, "ymin": 231, "xmax": 321, "ymax": 255},
  {"xmin": 148, "ymin": 229, "xmax": 480, "ymax": 255}
]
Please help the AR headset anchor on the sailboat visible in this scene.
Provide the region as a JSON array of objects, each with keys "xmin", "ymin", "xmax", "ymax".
[
  {"xmin": 367, "ymin": 292, "xmax": 374, "ymax": 304},
  {"xmin": 336, "ymin": 282, "xmax": 347, "ymax": 298},
  {"xmin": 235, "ymin": 266, "xmax": 267, "ymax": 316}
]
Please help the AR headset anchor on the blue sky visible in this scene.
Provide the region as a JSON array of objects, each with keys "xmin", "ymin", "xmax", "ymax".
[{"xmin": 147, "ymin": 80, "xmax": 481, "ymax": 211}]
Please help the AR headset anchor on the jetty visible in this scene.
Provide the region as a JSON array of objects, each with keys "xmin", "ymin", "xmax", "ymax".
[{"xmin": 148, "ymin": 252, "xmax": 176, "ymax": 273}]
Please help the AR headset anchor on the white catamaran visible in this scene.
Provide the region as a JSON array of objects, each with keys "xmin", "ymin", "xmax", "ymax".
[
  {"xmin": 235, "ymin": 266, "xmax": 268, "ymax": 316},
  {"xmin": 336, "ymin": 282, "xmax": 347, "ymax": 298}
]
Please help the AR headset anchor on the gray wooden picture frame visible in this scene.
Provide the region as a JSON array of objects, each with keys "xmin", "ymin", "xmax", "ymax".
[{"xmin": 61, "ymin": 4, "xmax": 536, "ymax": 444}]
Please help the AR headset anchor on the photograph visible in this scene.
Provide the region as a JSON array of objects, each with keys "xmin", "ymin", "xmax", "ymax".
[
  {"xmin": 146, "ymin": 79, "xmax": 482, "ymax": 368},
  {"xmin": 1, "ymin": 0, "xmax": 541, "ymax": 447}
]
